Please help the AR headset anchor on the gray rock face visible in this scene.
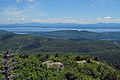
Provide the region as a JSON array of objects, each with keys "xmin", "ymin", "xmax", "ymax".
[{"xmin": 43, "ymin": 61, "xmax": 64, "ymax": 69}]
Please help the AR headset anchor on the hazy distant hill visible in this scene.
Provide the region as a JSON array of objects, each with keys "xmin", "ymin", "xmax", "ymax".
[
  {"xmin": 0, "ymin": 23, "xmax": 120, "ymax": 29},
  {"xmin": 0, "ymin": 30, "xmax": 13, "ymax": 35},
  {"xmin": 27, "ymin": 30, "xmax": 120, "ymax": 41}
]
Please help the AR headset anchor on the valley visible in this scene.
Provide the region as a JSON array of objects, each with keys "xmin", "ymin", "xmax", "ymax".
[{"xmin": 0, "ymin": 30, "xmax": 120, "ymax": 70}]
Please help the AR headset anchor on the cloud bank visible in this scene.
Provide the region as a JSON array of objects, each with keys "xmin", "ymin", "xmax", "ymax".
[{"xmin": 0, "ymin": 17, "xmax": 120, "ymax": 24}]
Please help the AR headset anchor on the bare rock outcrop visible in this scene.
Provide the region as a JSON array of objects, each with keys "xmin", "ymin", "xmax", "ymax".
[{"xmin": 43, "ymin": 61, "xmax": 64, "ymax": 69}]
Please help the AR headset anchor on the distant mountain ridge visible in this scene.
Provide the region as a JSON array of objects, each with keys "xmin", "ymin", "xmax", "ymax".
[
  {"xmin": 0, "ymin": 23, "xmax": 120, "ymax": 29},
  {"xmin": 1, "ymin": 29, "xmax": 120, "ymax": 41},
  {"xmin": 0, "ymin": 30, "xmax": 13, "ymax": 35}
]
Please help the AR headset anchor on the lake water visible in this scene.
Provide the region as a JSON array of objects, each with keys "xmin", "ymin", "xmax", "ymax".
[{"xmin": 1, "ymin": 27, "xmax": 120, "ymax": 32}]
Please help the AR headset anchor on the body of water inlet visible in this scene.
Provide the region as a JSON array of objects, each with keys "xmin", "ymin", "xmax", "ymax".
[{"xmin": 1, "ymin": 27, "xmax": 120, "ymax": 32}]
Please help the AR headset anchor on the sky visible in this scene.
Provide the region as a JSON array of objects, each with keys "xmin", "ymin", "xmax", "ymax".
[{"xmin": 0, "ymin": 0, "xmax": 120, "ymax": 24}]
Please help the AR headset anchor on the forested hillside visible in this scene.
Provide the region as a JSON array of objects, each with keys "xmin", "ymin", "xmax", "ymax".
[
  {"xmin": 27, "ymin": 30, "xmax": 120, "ymax": 41},
  {"xmin": 0, "ymin": 53, "xmax": 120, "ymax": 80},
  {"xmin": 0, "ymin": 33, "xmax": 120, "ymax": 69},
  {"xmin": 0, "ymin": 33, "xmax": 119, "ymax": 52}
]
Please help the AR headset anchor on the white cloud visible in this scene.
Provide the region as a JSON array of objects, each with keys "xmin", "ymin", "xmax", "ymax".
[
  {"xmin": 16, "ymin": 0, "xmax": 22, "ymax": 3},
  {"xmin": 0, "ymin": 17, "xmax": 120, "ymax": 24},
  {"xmin": 30, "ymin": 18, "xmax": 120, "ymax": 24},
  {"xmin": 16, "ymin": 0, "xmax": 34, "ymax": 3},
  {"xmin": 0, "ymin": 7, "xmax": 26, "ymax": 19},
  {"xmin": 97, "ymin": 18, "xmax": 101, "ymax": 21},
  {"xmin": 27, "ymin": 0, "xmax": 34, "ymax": 2},
  {"xmin": 0, "ymin": 4, "xmax": 44, "ymax": 19},
  {"xmin": 0, "ymin": 18, "xmax": 27, "ymax": 24},
  {"xmin": 104, "ymin": 16, "xmax": 112, "ymax": 19},
  {"xmin": 1, "ymin": 7, "xmax": 23, "ymax": 16},
  {"xmin": 0, "ymin": 18, "xmax": 92, "ymax": 24},
  {"xmin": 30, "ymin": 18, "xmax": 99, "ymax": 24}
]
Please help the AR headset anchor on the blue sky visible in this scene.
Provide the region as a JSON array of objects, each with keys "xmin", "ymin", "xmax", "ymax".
[{"xmin": 0, "ymin": 0, "xmax": 120, "ymax": 24}]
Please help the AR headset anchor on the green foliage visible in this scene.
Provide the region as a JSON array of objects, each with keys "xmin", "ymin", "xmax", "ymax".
[
  {"xmin": 28, "ymin": 30, "xmax": 120, "ymax": 41},
  {"xmin": 0, "ymin": 54, "xmax": 119, "ymax": 80},
  {"xmin": 0, "ymin": 33, "xmax": 120, "ymax": 69}
]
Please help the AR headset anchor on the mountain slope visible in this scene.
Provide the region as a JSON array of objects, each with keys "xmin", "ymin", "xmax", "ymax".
[
  {"xmin": 0, "ymin": 34, "xmax": 120, "ymax": 68},
  {"xmin": 27, "ymin": 30, "xmax": 120, "ymax": 41},
  {"xmin": 0, "ymin": 33, "xmax": 119, "ymax": 52}
]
